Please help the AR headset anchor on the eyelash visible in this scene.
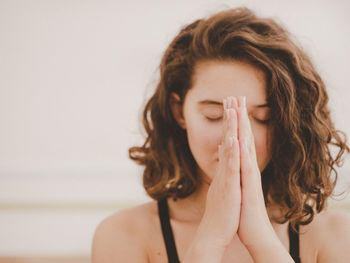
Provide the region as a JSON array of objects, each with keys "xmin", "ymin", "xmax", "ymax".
[
  {"xmin": 256, "ymin": 119, "xmax": 270, "ymax": 125},
  {"xmin": 205, "ymin": 117, "xmax": 222, "ymax": 122},
  {"xmin": 205, "ymin": 116, "xmax": 270, "ymax": 125}
]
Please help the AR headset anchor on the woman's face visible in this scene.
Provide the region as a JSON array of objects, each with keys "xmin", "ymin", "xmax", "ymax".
[{"xmin": 178, "ymin": 60, "xmax": 272, "ymax": 181}]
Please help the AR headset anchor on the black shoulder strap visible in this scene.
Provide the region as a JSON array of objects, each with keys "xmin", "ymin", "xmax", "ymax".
[
  {"xmin": 288, "ymin": 222, "xmax": 301, "ymax": 263},
  {"xmin": 158, "ymin": 198, "xmax": 180, "ymax": 263}
]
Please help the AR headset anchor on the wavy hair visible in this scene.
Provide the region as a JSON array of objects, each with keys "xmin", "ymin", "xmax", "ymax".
[{"xmin": 129, "ymin": 7, "xmax": 349, "ymax": 228}]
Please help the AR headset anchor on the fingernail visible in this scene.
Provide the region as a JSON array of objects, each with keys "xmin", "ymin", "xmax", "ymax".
[
  {"xmin": 242, "ymin": 96, "xmax": 246, "ymax": 107},
  {"xmin": 226, "ymin": 109, "xmax": 230, "ymax": 119},
  {"xmin": 232, "ymin": 97, "xmax": 238, "ymax": 109},
  {"xmin": 227, "ymin": 97, "xmax": 232, "ymax": 108},
  {"xmin": 223, "ymin": 99, "xmax": 227, "ymax": 110}
]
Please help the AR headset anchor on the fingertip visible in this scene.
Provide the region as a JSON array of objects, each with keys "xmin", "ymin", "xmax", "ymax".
[
  {"xmin": 242, "ymin": 96, "xmax": 246, "ymax": 107},
  {"xmin": 237, "ymin": 96, "xmax": 246, "ymax": 108},
  {"xmin": 232, "ymin": 97, "xmax": 238, "ymax": 109},
  {"xmin": 227, "ymin": 97, "xmax": 231, "ymax": 108}
]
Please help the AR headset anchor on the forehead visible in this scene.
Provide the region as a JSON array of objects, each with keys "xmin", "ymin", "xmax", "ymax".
[{"xmin": 188, "ymin": 60, "xmax": 267, "ymax": 103}]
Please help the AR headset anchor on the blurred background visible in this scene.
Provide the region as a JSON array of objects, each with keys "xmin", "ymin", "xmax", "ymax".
[{"xmin": 1, "ymin": 0, "xmax": 350, "ymax": 262}]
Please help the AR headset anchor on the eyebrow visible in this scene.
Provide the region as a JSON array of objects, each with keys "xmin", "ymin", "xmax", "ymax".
[{"xmin": 198, "ymin": 100, "xmax": 270, "ymax": 108}]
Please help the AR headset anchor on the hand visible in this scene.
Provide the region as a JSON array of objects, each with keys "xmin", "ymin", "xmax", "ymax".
[
  {"xmin": 234, "ymin": 96, "xmax": 277, "ymax": 248},
  {"xmin": 196, "ymin": 97, "xmax": 241, "ymax": 249}
]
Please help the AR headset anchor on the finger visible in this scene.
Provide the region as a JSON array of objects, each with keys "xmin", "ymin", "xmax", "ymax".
[
  {"xmin": 237, "ymin": 96, "xmax": 249, "ymax": 138},
  {"xmin": 227, "ymin": 96, "xmax": 237, "ymax": 110},
  {"xmin": 218, "ymin": 104, "xmax": 231, "ymax": 171},
  {"xmin": 237, "ymin": 96, "xmax": 250, "ymax": 145},
  {"xmin": 240, "ymin": 138, "xmax": 263, "ymax": 201},
  {"xmin": 220, "ymin": 99, "xmax": 236, "ymax": 161},
  {"xmin": 222, "ymin": 136, "xmax": 240, "ymax": 188},
  {"xmin": 239, "ymin": 138, "xmax": 254, "ymax": 193},
  {"xmin": 232, "ymin": 108, "xmax": 238, "ymax": 139},
  {"xmin": 217, "ymin": 134, "xmax": 234, "ymax": 184},
  {"xmin": 217, "ymin": 109, "xmax": 240, "ymax": 189},
  {"xmin": 222, "ymin": 116, "xmax": 235, "ymax": 165},
  {"xmin": 239, "ymin": 138, "xmax": 249, "ymax": 183},
  {"xmin": 224, "ymin": 109, "xmax": 235, "ymax": 142},
  {"xmin": 237, "ymin": 96, "xmax": 257, "ymax": 161},
  {"xmin": 227, "ymin": 136, "xmax": 240, "ymax": 181},
  {"xmin": 237, "ymin": 96, "xmax": 263, "ymax": 198},
  {"xmin": 224, "ymin": 106, "xmax": 239, "ymax": 174},
  {"xmin": 226, "ymin": 108, "xmax": 238, "ymax": 140},
  {"xmin": 231, "ymin": 96, "xmax": 238, "ymax": 109},
  {"xmin": 227, "ymin": 96, "xmax": 232, "ymax": 109},
  {"xmin": 223, "ymin": 97, "xmax": 238, "ymax": 142},
  {"xmin": 229, "ymin": 96, "xmax": 239, "ymax": 139},
  {"xmin": 227, "ymin": 97, "xmax": 238, "ymax": 138},
  {"xmin": 221, "ymin": 98, "xmax": 228, "ymax": 144},
  {"xmin": 221, "ymin": 100, "xmax": 232, "ymax": 144}
]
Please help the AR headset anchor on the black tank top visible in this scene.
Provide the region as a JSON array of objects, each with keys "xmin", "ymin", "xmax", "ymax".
[{"xmin": 158, "ymin": 198, "xmax": 301, "ymax": 263}]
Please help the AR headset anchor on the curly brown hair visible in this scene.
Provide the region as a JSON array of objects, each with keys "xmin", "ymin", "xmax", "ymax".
[{"xmin": 129, "ymin": 7, "xmax": 349, "ymax": 228}]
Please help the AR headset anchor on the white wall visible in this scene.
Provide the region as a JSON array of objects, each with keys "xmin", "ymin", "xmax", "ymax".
[{"xmin": 0, "ymin": 0, "xmax": 350, "ymax": 256}]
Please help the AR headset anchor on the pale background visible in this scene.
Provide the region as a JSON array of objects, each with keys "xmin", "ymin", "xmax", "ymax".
[{"xmin": 1, "ymin": 0, "xmax": 350, "ymax": 259}]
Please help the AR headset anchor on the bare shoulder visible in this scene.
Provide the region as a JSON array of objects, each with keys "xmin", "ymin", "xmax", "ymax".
[
  {"xmin": 302, "ymin": 208, "xmax": 350, "ymax": 263},
  {"xmin": 91, "ymin": 200, "xmax": 159, "ymax": 263}
]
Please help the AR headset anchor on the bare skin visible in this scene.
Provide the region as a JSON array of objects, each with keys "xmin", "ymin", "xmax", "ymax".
[
  {"xmin": 91, "ymin": 197, "xmax": 350, "ymax": 262},
  {"xmin": 91, "ymin": 61, "xmax": 350, "ymax": 262}
]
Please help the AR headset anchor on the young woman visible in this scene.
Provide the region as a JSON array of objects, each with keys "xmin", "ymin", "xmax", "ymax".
[{"xmin": 91, "ymin": 7, "xmax": 350, "ymax": 263}]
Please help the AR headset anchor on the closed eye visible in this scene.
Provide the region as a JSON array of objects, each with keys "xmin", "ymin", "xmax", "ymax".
[
  {"xmin": 254, "ymin": 118, "xmax": 270, "ymax": 125},
  {"xmin": 205, "ymin": 116, "xmax": 269, "ymax": 124},
  {"xmin": 205, "ymin": 116, "xmax": 223, "ymax": 122}
]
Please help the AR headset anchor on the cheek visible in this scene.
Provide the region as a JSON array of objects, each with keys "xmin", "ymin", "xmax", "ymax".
[
  {"xmin": 186, "ymin": 120, "xmax": 222, "ymax": 154},
  {"xmin": 185, "ymin": 117, "xmax": 223, "ymax": 176}
]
